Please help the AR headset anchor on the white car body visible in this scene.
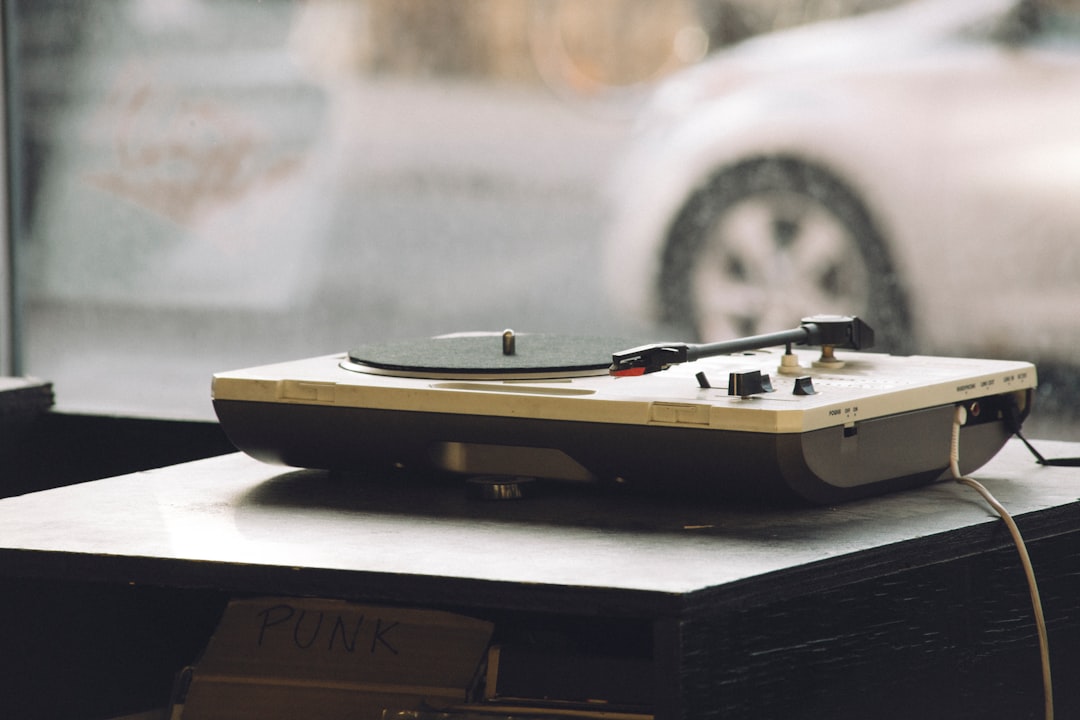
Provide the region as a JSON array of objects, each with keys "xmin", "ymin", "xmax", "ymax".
[{"xmin": 604, "ymin": 0, "xmax": 1080, "ymax": 362}]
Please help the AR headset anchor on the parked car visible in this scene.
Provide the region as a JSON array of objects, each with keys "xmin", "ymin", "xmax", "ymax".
[{"xmin": 603, "ymin": 0, "xmax": 1080, "ymax": 361}]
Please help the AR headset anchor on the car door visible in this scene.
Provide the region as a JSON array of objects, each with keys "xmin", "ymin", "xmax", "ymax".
[{"xmin": 922, "ymin": 4, "xmax": 1080, "ymax": 358}]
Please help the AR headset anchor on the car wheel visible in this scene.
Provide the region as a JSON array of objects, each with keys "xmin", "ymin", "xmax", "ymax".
[{"xmin": 659, "ymin": 156, "xmax": 912, "ymax": 351}]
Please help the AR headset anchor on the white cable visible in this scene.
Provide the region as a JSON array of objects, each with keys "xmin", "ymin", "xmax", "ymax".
[{"xmin": 951, "ymin": 406, "xmax": 1053, "ymax": 720}]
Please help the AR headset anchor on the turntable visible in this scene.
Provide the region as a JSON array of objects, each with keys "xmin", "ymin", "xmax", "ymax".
[{"xmin": 211, "ymin": 316, "xmax": 1037, "ymax": 504}]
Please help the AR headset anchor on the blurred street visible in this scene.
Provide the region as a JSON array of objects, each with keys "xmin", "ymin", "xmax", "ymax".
[{"xmin": 13, "ymin": 0, "xmax": 1080, "ymax": 442}]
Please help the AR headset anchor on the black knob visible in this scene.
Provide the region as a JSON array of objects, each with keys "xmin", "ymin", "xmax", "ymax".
[
  {"xmin": 793, "ymin": 376, "xmax": 817, "ymax": 395},
  {"xmin": 728, "ymin": 370, "xmax": 773, "ymax": 398}
]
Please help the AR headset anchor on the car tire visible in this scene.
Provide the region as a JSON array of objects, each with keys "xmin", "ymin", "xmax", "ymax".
[{"xmin": 659, "ymin": 155, "xmax": 912, "ymax": 352}]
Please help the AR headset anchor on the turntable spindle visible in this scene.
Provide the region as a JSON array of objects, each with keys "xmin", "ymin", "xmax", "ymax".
[{"xmin": 502, "ymin": 329, "xmax": 516, "ymax": 356}]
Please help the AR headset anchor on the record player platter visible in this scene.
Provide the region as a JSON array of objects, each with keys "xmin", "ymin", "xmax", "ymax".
[{"xmin": 345, "ymin": 330, "xmax": 641, "ymax": 380}]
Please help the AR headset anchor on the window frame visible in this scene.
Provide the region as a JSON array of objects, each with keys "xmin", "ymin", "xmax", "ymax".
[{"xmin": 0, "ymin": 4, "xmax": 13, "ymax": 376}]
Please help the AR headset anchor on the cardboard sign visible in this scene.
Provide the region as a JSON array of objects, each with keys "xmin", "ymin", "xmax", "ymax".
[{"xmin": 174, "ymin": 597, "xmax": 493, "ymax": 720}]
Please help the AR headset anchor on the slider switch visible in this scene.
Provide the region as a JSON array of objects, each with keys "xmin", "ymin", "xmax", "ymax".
[
  {"xmin": 728, "ymin": 370, "xmax": 774, "ymax": 398},
  {"xmin": 793, "ymin": 376, "xmax": 817, "ymax": 395}
]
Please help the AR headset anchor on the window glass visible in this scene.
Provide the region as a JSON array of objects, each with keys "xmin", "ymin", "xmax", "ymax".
[
  {"xmin": 9, "ymin": 0, "xmax": 1080, "ymax": 438},
  {"xmin": 13, "ymin": 0, "xmax": 676, "ymax": 417}
]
